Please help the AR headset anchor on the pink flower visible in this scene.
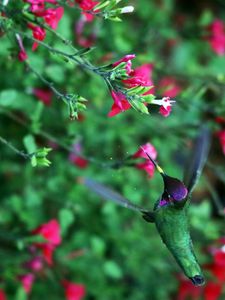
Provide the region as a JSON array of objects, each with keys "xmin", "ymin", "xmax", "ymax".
[
  {"xmin": 217, "ymin": 130, "xmax": 225, "ymax": 155},
  {"xmin": 112, "ymin": 54, "xmax": 136, "ymax": 74},
  {"xmin": 35, "ymin": 7, "xmax": 64, "ymax": 29},
  {"xmin": 18, "ymin": 50, "xmax": 28, "ymax": 61},
  {"xmin": 133, "ymin": 143, "xmax": 157, "ymax": 178},
  {"xmin": 28, "ymin": 23, "xmax": 46, "ymax": 51},
  {"xmin": 25, "ymin": 0, "xmax": 45, "ymax": 13},
  {"xmin": 0, "ymin": 289, "xmax": 7, "ymax": 300},
  {"xmin": 33, "ymin": 88, "xmax": 52, "ymax": 106},
  {"xmin": 16, "ymin": 34, "xmax": 28, "ymax": 61},
  {"xmin": 25, "ymin": 256, "xmax": 43, "ymax": 272},
  {"xmin": 32, "ymin": 219, "xmax": 61, "ymax": 245},
  {"xmin": 152, "ymin": 96, "xmax": 174, "ymax": 117},
  {"xmin": 69, "ymin": 143, "xmax": 88, "ymax": 169},
  {"xmin": 124, "ymin": 63, "xmax": 154, "ymax": 93},
  {"xmin": 62, "ymin": 280, "xmax": 86, "ymax": 300},
  {"xmin": 207, "ymin": 19, "xmax": 225, "ymax": 55},
  {"xmin": 19, "ymin": 273, "xmax": 35, "ymax": 294},
  {"xmin": 32, "ymin": 219, "xmax": 61, "ymax": 265},
  {"xmin": 158, "ymin": 76, "xmax": 181, "ymax": 98},
  {"xmin": 108, "ymin": 91, "xmax": 131, "ymax": 117},
  {"xmin": 133, "ymin": 143, "xmax": 157, "ymax": 160},
  {"xmin": 75, "ymin": 0, "xmax": 99, "ymax": 21}
]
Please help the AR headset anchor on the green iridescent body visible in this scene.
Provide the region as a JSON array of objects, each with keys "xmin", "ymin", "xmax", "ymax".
[{"xmin": 154, "ymin": 203, "xmax": 203, "ymax": 280}]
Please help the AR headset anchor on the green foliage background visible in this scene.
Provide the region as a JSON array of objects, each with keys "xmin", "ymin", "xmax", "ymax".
[{"xmin": 0, "ymin": 0, "xmax": 225, "ymax": 299}]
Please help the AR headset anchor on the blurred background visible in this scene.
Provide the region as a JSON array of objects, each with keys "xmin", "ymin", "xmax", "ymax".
[{"xmin": 0, "ymin": 0, "xmax": 225, "ymax": 299}]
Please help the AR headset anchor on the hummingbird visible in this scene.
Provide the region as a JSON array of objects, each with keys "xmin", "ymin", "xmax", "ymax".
[{"xmin": 81, "ymin": 128, "xmax": 210, "ymax": 286}]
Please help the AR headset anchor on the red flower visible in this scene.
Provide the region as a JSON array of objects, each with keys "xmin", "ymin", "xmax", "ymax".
[
  {"xmin": 28, "ymin": 23, "xmax": 46, "ymax": 51},
  {"xmin": 32, "ymin": 219, "xmax": 61, "ymax": 265},
  {"xmin": 124, "ymin": 63, "xmax": 154, "ymax": 93},
  {"xmin": 33, "ymin": 88, "xmax": 52, "ymax": 106},
  {"xmin": 152, "ymin": 96, "xmax": 174, "ymax": 117},
  {"xmin": 133, "ymin": 143, "xmax": 157, "ymax": 178},
  {"xmin": 112, "ymin": 54, "xmax": 136, "ymax": 74},
  {"xmin": 25, "ymin": 256, "xmax": 43, "ymax": 272},
  {"xmin": 69, "ymin": 142, "xmax": 88, "ymax": 169},
  {"xmin": 204, "ymin": 281, "xmax": 222, "ymax": 300},
  {"xmin": 32, "ymin": 219, "xmax": 61, "ymax": 245},
  {"xmin": 207, "ymin": 19, "xmax": 225, "ymax": 55},
  {"xmin": 35, "ymin": 7, "xmax": 64, "ymax": 29},
  {"xmin": 0, "ymin": 289, "xmax": 7, "ymax": 300},
  {"xmin": 176, "ymin": 276, "xmax": 202, "ymax": 300},
  {"xmin": 25, "ymin": 0, "xmax": 45, "ymax": 13},
  {"xmin": 158, "ymin": 76, "xmax": 181, "ymax": 98},
  {"xmin": 217, "ymin": 130, "xmax": 225, "ymax": 155},
  {"xmin": 19, "ymin": 273, "xmax": 35, "ymax": 294},
  {"xmin": 16, "ymin": 34, "xmax": 28, "ymax": 61},
  {"xmin": 62, "ymin": 280, "xmax": 86, "ymax": 300},
  {"xmin": 75, "ymin": 0, "xmax": 99, "ymax": 21},
  {"xmin": 108, "ymin": 91, "xmax": 131, "ymax": 117}
]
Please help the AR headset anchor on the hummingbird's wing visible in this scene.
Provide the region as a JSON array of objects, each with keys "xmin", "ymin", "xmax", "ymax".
[
  {"xmin": 81, "ymin": 177, "xmax": 153, "ymax": 216},
  {"xmin": 183, "ymin": 127, "xmax": 211, "ymax": 195}
]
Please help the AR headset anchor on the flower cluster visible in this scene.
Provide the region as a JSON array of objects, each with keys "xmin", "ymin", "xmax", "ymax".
[
  {"xmin": 12, "ymin": 219, "xmax": 86, "ymax": 299},
  {"xmin": 207, "ymin": 19, "xmax": 225, "ymax": 55},
  {"xmin": 176, "ymin": 238, "xmax": 225, "ymax": 300},
  {"xmin": 17, "ymin": 0, "xmax": 64, "ymax": 59},
  {"xmin": 132, "ymin": 143, "xmax": 157, "ymax": 178},
  {"xmin": 108, "ymin": 54, "xmax": 175, "ymax": 117}
]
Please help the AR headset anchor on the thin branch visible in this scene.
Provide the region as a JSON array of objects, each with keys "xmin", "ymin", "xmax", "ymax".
[{"xmin": 0, "ymin": 135, "xmax": 31, "ymax": 159}]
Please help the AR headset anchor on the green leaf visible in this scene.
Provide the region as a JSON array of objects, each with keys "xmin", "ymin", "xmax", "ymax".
[
  {"xmin": 59, "ymin": 208, "xmax": 75, "ymax": 235},
  {"xmin": 23, "ymin": 135, "xmax": 36, "ymax": 154},
  {"xmin": 103, "ymin": 260, "xmax": 123, "ymax": 279}
]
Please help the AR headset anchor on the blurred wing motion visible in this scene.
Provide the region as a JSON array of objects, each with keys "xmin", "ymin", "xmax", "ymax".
[
  {"xmin": 183, "ymin": 126, "xmax": 211, "ymax": 194},
  {"xmin": 82, "ymin": 177, "xmax": 150, "ymax": 213}
]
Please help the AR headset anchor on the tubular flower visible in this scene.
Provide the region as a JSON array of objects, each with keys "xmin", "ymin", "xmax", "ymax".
[
  {"xmin": 34, "ymin": 7, "xmax": 64, "ymax": 29},
  {"xmin": 16, "ymin": 34, "xmax": 28, "ymax": 61},
  {"xmin": 32, "ymin": 219, "xmax": 61, "ymax": 265},
  {"xmin": 158, "ymin": 76, "xmax": 181, "ymax": 98},
  {"xmin": 151, "ymin": 97, "xmax": 175, "ymax": 117},
  {"xmin": 75, "ymin": 0, "xmax": 99, "ymax": 22},
  {"xmin": 62, "ymin": 280, "xmax": 86, "ymax": 300},
  {"xmin": 27, "ymin": 23, "xmax": 46, "ymax": 51},
  {"xmin": 108, "ymin": 91, "xmax": 131, "ymax": 117},
  {"xmin": 207, "ymin": 19, "xmax": 225, "ymax": 55},
  {"xmin": 19, "ymin": 273, "xmax": 35, "ymax": 294},
  {"xmin": 132, "ymin": 143, "xmax": 157, "ymax": 178},
  {"xmin": 33, "ymin": 88, "xmax": 53, "ymax": 106}
]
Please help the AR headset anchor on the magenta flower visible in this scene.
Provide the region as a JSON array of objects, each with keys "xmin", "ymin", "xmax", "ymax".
[
  {"xmin": 75, "ymin": 0, "xmax": 99, "ymax": 22},
  {"xmin": 25, "ymin": 256, "xmax": 43, "ymax": 272},
  {"xmin": 124, "ymin": 63, "xmax": 154, "ymax": 93},
  {"xmin": 69, "ymin": 142, "xmax": 88, "ymax": 169},
  {"xmin": 112, "ymin": 54, "xmax": 136, "ymax": 74},
  {"xmin": 207, "ymin": 19, "xmax": 225, "ymax": 55},
  {"xmin": 25, "ymin": 0, "xmax": 45, "ymax": 13},
  {"xmin": 62, "ymin": 280, "xmax": 86, "ymax": 300},
  {"xmin": 16, "ymin": 34, "xmax": 28, "ymax": 62},
  {"xmin": 152, "ymin": 96, "xmax": 175, "ymax": 117},
  {"xmin": 32, "ymin": 219, "xmax": 61, "ymax": 245},
  {"xmin": 28, "ymin": 23, "xmax": 46, "ymax": 51},
  {"xmin": 108, "ymin": 91, "xmax": 131, "ymax": 117},
  {"xmin": 33, "ymin": 88, "xmax": 52, "ymax": 106},
  {"xmin": 0, "ymin": 289, "xmax": 7, "ymax": 300},
  {"xmin": 35, "ymin": 7, "xmax": 64, "ymax": 29},
  {"xmin": 217, "ymin": 130, "xmax": 225, "ymax": 155},
  {"xmin": 19, "ymin": 273, "xmax": 35, "ymax": 294},
  {"xmin": 32, "ymin": 219, "xmax": 61, "ymax": 265},
  {"xmin": 158, "ymin": 76, "xmax": 181, "ymax": 98},
  {"xmin": 132, "ymin": 143, "xmax": 157, "ymax": 178}
]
